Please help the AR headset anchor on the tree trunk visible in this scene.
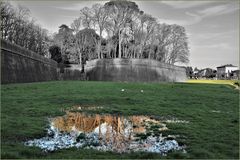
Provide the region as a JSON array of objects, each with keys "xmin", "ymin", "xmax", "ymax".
[
  {"xmin": 148, "ymin": 50, "xmax": 151, "ymax": 59},
  {"xmin": 115, "ymin": 45, "xmax": 117, "ymax": 58},
  {"xmin": 98, "ymin": 30, "xmax": 103, "ymax": 59},
  {"xmin": 140, "ymin": 44, "xmax": 144, "ymax": 59},
  {"xmin": 133, "ymin": 46, "xmax": 136, "ymax": 58},
  {"xmin": 78, "ymin": 49, "xmax": 82, "ymax": 66},
  {"xmin": 118, "ymin": 29, "xmax": 121, "ymax": 58},
  {"xmin": 148, "ymin": 45, "xmax": 152, "ymax": 59},
  {"xmin": 97, "ymin": 41, "xmax": 101, "ymax": 59}
]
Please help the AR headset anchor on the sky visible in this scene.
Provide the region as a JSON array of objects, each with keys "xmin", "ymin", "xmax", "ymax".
[{"xmin": 10, "ymin": 0, "xmax": 239, "ymax": 69}]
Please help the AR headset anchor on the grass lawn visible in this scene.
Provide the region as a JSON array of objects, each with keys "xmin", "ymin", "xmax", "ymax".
[{"xmin": 1, "ymin": 81, "xmax": 239, "ymax": 159}]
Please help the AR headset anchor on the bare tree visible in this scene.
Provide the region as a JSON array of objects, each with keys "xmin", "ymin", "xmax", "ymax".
[
  {"xmin": 154, "ymin": 23, "xmax": 173, "ymax": 62},
  {"xmin": 71, "ymin": 17, "xmax": 81, "ymax": 35},
  {"xmin": 104, "ymin": 0, "xmax": 140, "ymax": 58},
  {"xmin": 166, "ymin": 25, "xmax": 189, "ymax": 64},
  {"xmin": 71, "ymin": 18, "xmax": 82, "ymax": 64},
  {"xmin": 76, "ymin": 28, "xmax": 99, "ymax": 71},
  {"xmin": 0, "ymin": 1, "xmax": 15, "ymax": 40},
  {"xmin": 154, "ymin": 24, "xmax": 189, "ymax": 64},
  {"xmin": 92, "ymin": 4, "xmax": 108, "ymax": 59},
  {"xmin": 80, "ymin": 7, "xmax": 93, "ymax": 29}
]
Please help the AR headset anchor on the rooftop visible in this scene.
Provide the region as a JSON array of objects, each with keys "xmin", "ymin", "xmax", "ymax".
[{"xmin": 216, "ymin": 64, "xmax": 237, "ymax": 68}]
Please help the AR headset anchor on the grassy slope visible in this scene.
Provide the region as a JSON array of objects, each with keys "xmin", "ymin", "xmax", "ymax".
[
  {"xmin": 187, "ymin": 79, "xmax": 239, "ymax": 86},
  {"xmin": 1, "ymin": 81, "xmax": 239, "ymax": 159}
]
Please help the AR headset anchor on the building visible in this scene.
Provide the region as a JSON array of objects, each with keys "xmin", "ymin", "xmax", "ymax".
[
  {"xmin": 216, "ymin": 64, "xmax": 238, "ymax": 79},
  {"xmin": 198, "ymin": 68, "xmax": 216, "ymax": 79},
  {"xmin": 231, "ymin": 70, "xmax": 240, "ymax": 80},
  {"xmin": 192, "ymin": 68, "xmax": 200, "ymax": 79}
]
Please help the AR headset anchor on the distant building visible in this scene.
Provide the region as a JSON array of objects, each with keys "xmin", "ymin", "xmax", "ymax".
[
  {"xmin": 193, "ymin": 68, "xmax": 200, "ymax": 79},
  {"xmin": 231, "ymin": 70, "xmax": 240, "ymax": 80},
  {"xmin": 197, "ymin": 68, "xmax": 216, "ymax": 79},
  {"xmin": 216, "ymin": 64, "xmax": 238, "ymax": 79}
]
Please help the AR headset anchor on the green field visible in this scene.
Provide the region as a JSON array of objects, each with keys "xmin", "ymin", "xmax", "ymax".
[{"xmin": 1, "ymin": 81, "xmax": 239, "ymax": 159}]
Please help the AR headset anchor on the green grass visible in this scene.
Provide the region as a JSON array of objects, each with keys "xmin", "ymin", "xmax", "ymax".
[{"xmin": 1, "ymin": 81, "xmax": 239, "ymax": 159}]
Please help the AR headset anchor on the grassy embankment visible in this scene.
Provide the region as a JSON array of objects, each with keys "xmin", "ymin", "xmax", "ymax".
[
  {"xmin": 1, "ymin": 81, "xmax": 239, "ymax": 159},
  {"xmin": 187, "ymin": 79, "xmax": 239, "ymax": 88}
]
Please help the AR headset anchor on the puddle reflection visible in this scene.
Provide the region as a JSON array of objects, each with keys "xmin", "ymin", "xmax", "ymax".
[{"xmin": 25, "ymin": 111, "xmax": 186, "ymax": 154}]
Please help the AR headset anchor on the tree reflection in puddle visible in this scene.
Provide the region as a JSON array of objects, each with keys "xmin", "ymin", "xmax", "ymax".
[{"xmin": 25, "ymin": 112, "xmax": 187, "ymax": 155}]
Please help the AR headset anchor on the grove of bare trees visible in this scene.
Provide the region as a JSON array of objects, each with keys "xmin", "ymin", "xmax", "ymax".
[
  {"xmin": 0, "ymin": 1, "xmax": 50, "ymax": 56},
  {"xmin": 1, "ymin": 0, "xmax": 190, "ymax": 65},
  {"xmin": 60, "ymin": 0, "xmax": 189, "ymax": 65}
]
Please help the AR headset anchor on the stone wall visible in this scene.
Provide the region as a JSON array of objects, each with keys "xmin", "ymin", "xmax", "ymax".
[
  {"xmin": 59, "ymin": 68, "xmax": 86, "ymax": 81},
  {"xmin": 85, "ymin": 59, "xmax": 187, "ymax": 82},
  {"xmin": 1, "ymin": 39, "xmax": 59, "ymax": 84},
  {"xmin": 1, "ymin": 39, "xmax": 186, "ymax": 84}
]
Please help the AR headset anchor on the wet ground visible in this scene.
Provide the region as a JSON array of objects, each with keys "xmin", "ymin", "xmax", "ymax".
[{"xmin": 25, "ymin": 105, "xmax": 187, "ymax": 155}]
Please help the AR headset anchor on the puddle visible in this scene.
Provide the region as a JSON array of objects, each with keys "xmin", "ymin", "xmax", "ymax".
[{"xmin": 25, "ymin": 112, "xmax": 187, "ymax": 155}]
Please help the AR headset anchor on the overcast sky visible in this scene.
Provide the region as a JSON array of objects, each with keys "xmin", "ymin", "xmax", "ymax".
[{"xmin": 10, "ymin": 0, "xmax": 239, "ymax": 69}]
